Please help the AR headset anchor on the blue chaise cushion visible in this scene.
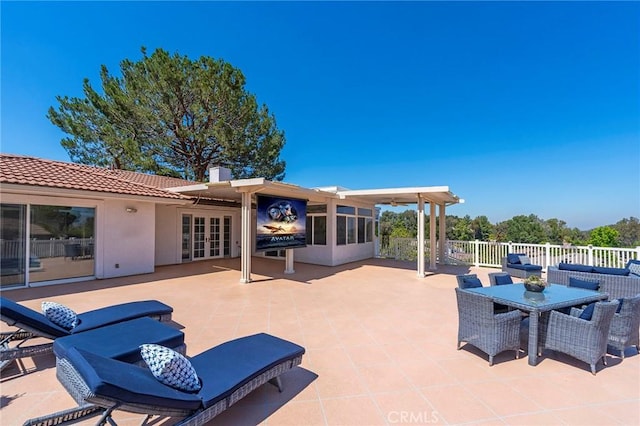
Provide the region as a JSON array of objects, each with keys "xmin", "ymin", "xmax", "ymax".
[
  {"xmin": 65, "ymin": 347, "xmax": 202, "ymax": 410},
  {"xmin": 568, "ymin": 277, "xmax": 600, "ymax": 291},
  {"xmin": 53, "ymin": 317, "xmax": 184, "ymax": 364},
  {"xmin": 494, "ymin": 274, "xmax": 513, "ymax": 285},
  {"xmin": 192, "ymin": 333, "xmax": 305, "ymax": 409},
  {"xmin": 507, "ymin": 253, "xmax": 524, "ymax": 264},
  {"xmin": 592, "ymin": 266, "xmax": 630, "ymax": 276},
  {"xmin": 558, "ymin": 263, "xmax": 594, "ymax": 273},
  {"xmin": 0, "ymin": 296, "xmax": 70, "ymax": 338},
  {"xmin": 625, "ymin": 259, "xmax": 640, "ymax": 277},
  {"xmin": 579, "ymin": 302, "xmax": 596, "ymax": 320},
  {"xmin": 461, "ymin": 277, "xmax": 483, "ymax": 288},
  {"xmin": 72, "ymin": 300, "xmax": 173, "ymax": 334},
  {"xmin": 508, "ymin": 264, "xmax": 542, "ymax": 271}
]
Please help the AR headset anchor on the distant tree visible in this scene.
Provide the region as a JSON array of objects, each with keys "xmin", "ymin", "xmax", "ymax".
[
  {"xmin": 450, "ymin": 215, "xmax": 474, "ymax": 240},
  {"xmin": 471, "ymin": 215, "xmax": 495, "ymax": 241},
  {"xmin": 588, "ymin": 226, "xmax": 620, "ymax": 247},
  {"xmin": 48, "ymin": 47, "xmax": 286, "ymax": 181},
  {"xmin": 613, "ymin": 217, "xmax": 640, "ymax": 247},
  {"xmin": 498, "ymin": 214, "xmax": 546, "ymax": 243},
  {"xmin": 543, "ymin": 218, "xmax": 570, "ymax": 244}
]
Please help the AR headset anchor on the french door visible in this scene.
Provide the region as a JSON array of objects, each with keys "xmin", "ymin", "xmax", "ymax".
[{"xmin": 183, "ymin": 214, "xmax": 231, "ymax": 261}]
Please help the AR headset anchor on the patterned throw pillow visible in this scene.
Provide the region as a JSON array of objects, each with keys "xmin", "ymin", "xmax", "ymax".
[
  {"xmin": 140, "ymin": 344, "xmax": 201, "ymax": 392},
  {"xmin": 627, "ymin": 260, "xmax": 640, "ymax": 277},
  {"xmin": 41, "ymin": 301, "xmax": 78, "ymax": 330}
]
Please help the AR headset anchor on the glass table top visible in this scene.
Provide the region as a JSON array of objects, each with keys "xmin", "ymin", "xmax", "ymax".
[{"xmin": 466, "ymin": 283, "xmax": 606, "ymax": 309}]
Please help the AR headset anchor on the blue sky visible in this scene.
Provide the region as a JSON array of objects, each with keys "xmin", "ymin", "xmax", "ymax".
[{"xmin": 2, "ymin": 1, "xmax": 639, "ymax": 230}]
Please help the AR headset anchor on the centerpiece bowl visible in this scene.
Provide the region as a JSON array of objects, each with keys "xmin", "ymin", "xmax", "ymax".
[{"xmin": 523, "ymin": 275, "xmax": 547, "ymax": 293}]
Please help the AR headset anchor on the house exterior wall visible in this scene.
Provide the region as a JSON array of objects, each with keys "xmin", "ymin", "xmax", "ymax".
[
  {"xmin": 290, "ymin": 197, "xmax": 377, "ymax": 266},
  {"xmin": 0, "ymin": 191, "xmax": 157, "ymax": 284},
  {"xmin": 156, "ymin": 204, "xmax": 242, "ymax": 266},
  {"xmin": 155, "ymin": 204, "xmax": 179, "ymax": 265},
  {"xmin": 102, "ymin": 199, "xmax": 155, "ymax": 277}
]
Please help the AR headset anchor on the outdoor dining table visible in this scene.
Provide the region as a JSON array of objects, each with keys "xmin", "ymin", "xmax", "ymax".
[{"xmin": 465, "ymin": 283, "xmax": 609, "ymax": 366}]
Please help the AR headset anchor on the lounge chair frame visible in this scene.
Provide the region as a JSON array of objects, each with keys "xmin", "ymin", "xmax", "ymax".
[{"xmin": 24, "ymin": 349, "xmax": 303, "ymax": 426}]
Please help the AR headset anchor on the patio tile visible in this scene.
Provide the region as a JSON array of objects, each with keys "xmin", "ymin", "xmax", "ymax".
[
  {"xmin": 372, "ymin": 389, "xmax": 442, "ymax": 425},
  {"xmin": 321, "ymin": 396, "xmax": 386, "ymax": 425},
  {"xmin": 419, "ymin": 384, "xmax": 499, "ymax": 424},
  {"xmin": 355, "ymin": 362, "xmax": 413, "ymax": 393},
  {"xmin": 261, "ymin": 400, "xmax": 326, "ymax": 425},
  {"xmin": 1, "ymin": 259, "xmax": 639, "ymax": 425},
  {"xmin": 312, "ymin": 365, "xmax": 368, "ymax": 399}
]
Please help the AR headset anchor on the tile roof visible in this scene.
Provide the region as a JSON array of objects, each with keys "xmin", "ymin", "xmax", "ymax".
[{"xmin": 0, "ymin": 154, "xmax": 190, "ymax": 200}]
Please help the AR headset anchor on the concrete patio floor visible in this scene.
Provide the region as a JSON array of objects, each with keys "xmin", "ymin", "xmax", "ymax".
[{"xmin": 1, "ymin": 257, "xmax": 639, "ymax": 425}]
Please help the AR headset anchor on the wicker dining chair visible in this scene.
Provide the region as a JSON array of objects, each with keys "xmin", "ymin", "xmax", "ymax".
[
  {"xmin": 543, "ymin": 300, "xmax": 618, "ymax": 374},
  {"xmin": 455, "ymin": 288, "xmax": 521, "ymax": 366},
  {"xmin": 488, "ymin": 272, "xmax": 514, "ymax": 286},
  {"xmin": 456, "ymin": 274, "xmax": 483, "ymax": 289},
  {"xmin": 607, "ymin": 294, "xmax": 640, "ymax": 358}
]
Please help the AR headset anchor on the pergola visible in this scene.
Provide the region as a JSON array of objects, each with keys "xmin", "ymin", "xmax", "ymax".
[
  {"xmin": 169, "ymin": 179, "xmax": 463, "ymax": 282},
  {"xmin": 336, "ymin": 187, "xmax": 464, "ymax": 277}
]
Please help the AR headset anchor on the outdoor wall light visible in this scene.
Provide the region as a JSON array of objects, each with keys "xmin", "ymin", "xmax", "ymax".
[{"xmin": 125, "ymin": 207, "xmax": 138, "ymax": 213}]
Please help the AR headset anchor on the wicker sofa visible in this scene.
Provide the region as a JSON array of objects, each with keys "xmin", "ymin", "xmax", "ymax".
[{"xmin": 547, "ymin": 260, "xmax": 640, "ymax": 300}]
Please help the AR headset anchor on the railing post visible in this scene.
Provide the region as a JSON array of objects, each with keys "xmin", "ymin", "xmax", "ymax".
[
  {"xmin": 588, "ymin": 244, "xmax": 594, "ymax": 266},
  {"xmin": 636, "ymin": 246, "xmax": 640, "ymax": 260},
  {"xmin": 474, "ymin": 240, "xmax": 480, "ymax": 267},
  {"xmin": 544, "ymin": 242, "xmax": 551, "ymax": 272}
]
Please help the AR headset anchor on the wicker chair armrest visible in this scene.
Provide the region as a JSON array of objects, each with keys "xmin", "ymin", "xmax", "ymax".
[
  {"xmin": 549, "ymin": 310, "xmax": 593, "ymax": 331},
  {"xmin": 495, "ymin": 310, "xmax": 522, "ymax": 323},
  {"xmin": 569, "ymin": 307, "xmax": 583, "ymax": 317}
]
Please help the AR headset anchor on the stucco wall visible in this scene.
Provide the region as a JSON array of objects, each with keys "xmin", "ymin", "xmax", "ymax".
[
  {"xmin": 155, "ymin": 204, "xmax": 179, "ymax": 265},
  {"xmin": 102, "ymin": 199, "xmax": 155, "ymax": 277}
]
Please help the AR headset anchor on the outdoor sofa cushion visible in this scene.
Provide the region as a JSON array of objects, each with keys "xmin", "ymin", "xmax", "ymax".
[
  {"xmin": 569, "ymin": 277, "xmax": 600, "ymax": 291},
  {"xmin": 558, "ymin": 263, "xmax": 595, "ymax": 273},
  {"xmin": 593, "ymin": 266, "xmax": 630, "ymax": 276}
]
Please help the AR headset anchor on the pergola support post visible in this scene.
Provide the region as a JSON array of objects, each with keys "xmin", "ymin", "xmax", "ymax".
[
  {"xmin": 240, "ymin": 190, "xmax": 252, "ymax": 283},
  {"xmin": 429, "ymin": 202, "xmax": 437, "ymax": 270},
  {"xmin": 416, "ymin": 195, "xmax": 426, "ymax": 277},
  {"xmin": 439, "ymin": 204, "xmax": 446, "ymax": 265}
]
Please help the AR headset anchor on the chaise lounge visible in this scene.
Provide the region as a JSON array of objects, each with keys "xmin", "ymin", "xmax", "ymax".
[
  {"xmin": 501, "ymin": 253, "xmax": 543, "ymax": 279},
  {"xmin": 26, "ymin": 333, "xmax": 306, "ymax": 426},
  {"xmin": 1, "ymin": 297, "xmax": 173, "ymax": 370}
]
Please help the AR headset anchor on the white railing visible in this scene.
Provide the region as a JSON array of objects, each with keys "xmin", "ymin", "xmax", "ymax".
[{"xmin": 380, "ymin": 239, "xmax": 640, "ymax": 271}]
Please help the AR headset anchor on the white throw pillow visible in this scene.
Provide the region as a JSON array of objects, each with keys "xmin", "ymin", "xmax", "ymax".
[
  {"xmin": 41, "ymin": 301, "xmax": 78, "ymax": 330},
  {"xmin": 140, "ymin": 344, "xmax": 201, "ymax": 392},
  {"xmin": 518, "ymin": 255, "xmax": 531, "ymax": 265}
]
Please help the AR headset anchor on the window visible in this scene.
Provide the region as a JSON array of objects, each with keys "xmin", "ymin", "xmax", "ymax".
[
  {"xmin": 1, "ymin": 203, "xmax": 96, "ymax": 287},
  {"xmin": 306, "ymin": 204, "xmax": 327, "ymax": 246},
  {"xmin": 336, "ymin": 205, "xmax": 372, "ymax": 246}
]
